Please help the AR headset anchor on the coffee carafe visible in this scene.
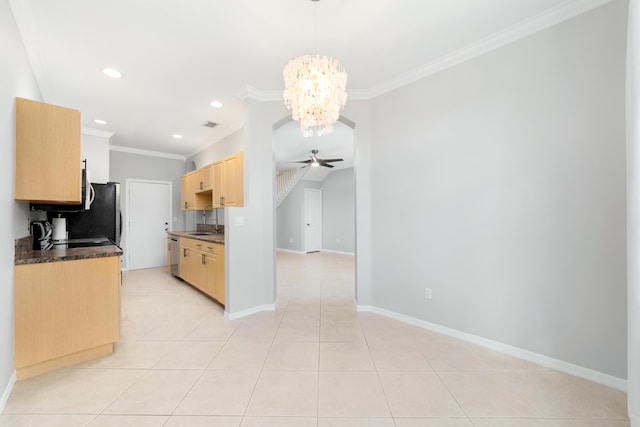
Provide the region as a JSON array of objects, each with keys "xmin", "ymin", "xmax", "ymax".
[{"xmin": 30, "ymin": 221, "xmax": 53, "ymax": 250}]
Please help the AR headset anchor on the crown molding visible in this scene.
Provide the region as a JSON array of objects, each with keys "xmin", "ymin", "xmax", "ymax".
[
  {"xmin": 238, "ymin": 86, "xmax": 282, "ymax": 102},
  {"xmin": 110, "ymin": 144, "xmax": 186, "ymax": 161},
  {"xmin": 366, "ymin": 0, "xmax": 615, "ymax": 98},
  {"xmin": 8, "ymin": 0, "xmax": 51, "ymax": 101},
  {"xmin": 82, "ymin": 127, "xmax": 114, "ymax": 138}
]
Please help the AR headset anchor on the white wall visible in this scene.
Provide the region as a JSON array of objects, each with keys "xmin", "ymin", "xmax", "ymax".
[
  {"xmin": 276, "ymin": 170, "xmax": 356, "ymax": 254},
  {"xmin": 0, "ymin": 0, "xmax": 41, "ymax": 409},
  {"xmin": 277, "ymin": 179, "xmax": 322, "ymax": 252},
  {"xmin": 322, "ymin": 168, "xmax": 355, "ymax": 254},
  {"xmin": 223, "ymin": 99, "xmax": 287, "ymax": 316},
  {"xmin": 626, "ymin": 0, "xmax": 639, "ymax": 421},
  {"xmin": 368, "ymin": 0, "xmax": 627, "ymax": 379},
  {"xmin": 82, "ymin": 128, "xmax": 111, "ymax": 184}
]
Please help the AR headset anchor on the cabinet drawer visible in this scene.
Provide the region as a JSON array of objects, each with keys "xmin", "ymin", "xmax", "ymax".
[
  {"xmin": 180, "ymin": 237, "xmax": 205, "ymax": 251},
  {"xmin": 180, "ymin": 237, "xmax": 223, "ymax": 255}
]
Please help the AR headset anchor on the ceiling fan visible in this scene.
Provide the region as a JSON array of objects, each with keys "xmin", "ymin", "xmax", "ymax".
[{"xmin": 293, "ymin": 149, "xmax": 343, "ymax": 168}]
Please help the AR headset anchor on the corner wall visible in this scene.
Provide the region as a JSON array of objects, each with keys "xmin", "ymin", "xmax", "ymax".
[
  {"xmin": 322, "ymin": 168, "xmax": 355, "ymax": 254},
  {"xmin": 368, "ymin": 0, "xmax": 628, "ymax": 379},
  {"xmin": 0, "ymin": 0, "xmax": 42, "ymax": 410}
]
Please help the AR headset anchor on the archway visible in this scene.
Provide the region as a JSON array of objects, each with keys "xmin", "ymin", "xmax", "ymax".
[{"xmin": 272, "ymin": 116, "xmax": 357, "ymax": 301}]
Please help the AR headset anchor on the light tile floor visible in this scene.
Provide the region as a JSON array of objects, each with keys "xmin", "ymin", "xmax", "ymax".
[{"xmin": 1, "ymin": 251, "xmax": 629, "ymax": 426}]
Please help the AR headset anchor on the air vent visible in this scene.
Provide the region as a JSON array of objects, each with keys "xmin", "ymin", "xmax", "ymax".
[{"xmin": 203, "ymin": 121, "xmax": 218, "ymax": 128}]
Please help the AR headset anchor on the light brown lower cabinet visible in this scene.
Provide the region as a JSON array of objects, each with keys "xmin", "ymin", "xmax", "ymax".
[
  {"xmin": 14, "ymin": 256, "xmax": 121, "ymax": 379},
  {"xmin": 179, "ymin": 238, "xmax": 224, "ymax": 305}
]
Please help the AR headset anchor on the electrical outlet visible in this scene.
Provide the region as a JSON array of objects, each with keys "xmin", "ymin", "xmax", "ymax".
[{"xmin": 424, "ymin": 288, "xmax": 432, "ymax": 300}]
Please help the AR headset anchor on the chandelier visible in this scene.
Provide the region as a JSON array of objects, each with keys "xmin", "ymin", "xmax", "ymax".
[{"xmin": 282, "ymin": 1, "xmax": 348, "ymax": 137}]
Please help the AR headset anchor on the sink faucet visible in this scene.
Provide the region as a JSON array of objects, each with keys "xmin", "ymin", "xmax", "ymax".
[{"xmin": 202, "ymin": 204, "xmax": 214, "ymax": 224}]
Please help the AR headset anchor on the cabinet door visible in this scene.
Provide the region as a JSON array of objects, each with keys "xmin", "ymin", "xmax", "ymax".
[
  {"xmin": 185, "ymin": 172, "xmax": 198, "ymax": 209},
  {"xmin": 179, "ymin": 246, "xmax": 197, "ymax": 283},
  {"xmin": 14, "ymin": 256, "xmax": 120, "ymax": 376},
  {"xmin": 203, "ymin": 253, "xmax": 218, "ymax": 300},
  {"xmin": 180, "ymin": 175, "xmax": 188, "ymax": 210},
  {"xmin": 201, "ymin": 164, "xmax": 213, "ymax": 191},
  {"xmin": 215, "ymin": 245, "xmax": 225, "ymax": 305},
  {"xmin": 15, "ymin": 97, "xmax": 82, "ymax": 204},
  {"xmin": 223, "ymin": 151, "xmax": 244, "ymax": 207},
  {"xmin": 212, "ymin": 161, "xmax": 224, "ymax": 207}
]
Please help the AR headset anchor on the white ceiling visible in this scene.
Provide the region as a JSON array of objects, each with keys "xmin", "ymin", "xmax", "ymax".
[
  {"xmin": 12, "ymin": 0, "xmax": 598, "ymax": 161},
  {"xmin": 275, "ymin": 120, "xmax": 354, "ymax": 181}
]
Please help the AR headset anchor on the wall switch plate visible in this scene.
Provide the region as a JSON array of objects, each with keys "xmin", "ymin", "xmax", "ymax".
[
  {"xmin": 234, "ymin": 216, "xmax": 244, "ymax": 226},
  {"xmin": 424, "ymin": 288, "xmax": 432, "ymax": 300}
]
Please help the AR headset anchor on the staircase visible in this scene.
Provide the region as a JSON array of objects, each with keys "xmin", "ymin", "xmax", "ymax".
[{"xmin": 276, "ymin": 167, "xmax": 308, "ymax": 207}]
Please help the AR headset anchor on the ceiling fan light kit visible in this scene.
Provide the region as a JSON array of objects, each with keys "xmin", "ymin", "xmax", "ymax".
[
  {"xmin": 282, "ymin": 0, "xmax": 348, "ymax": 138},
  {"xmin": 294, "ymin": 149, "xmax": 343, "ymax": 169}
]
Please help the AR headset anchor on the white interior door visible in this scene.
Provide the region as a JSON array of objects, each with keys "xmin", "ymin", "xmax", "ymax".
[
  {"xmin": 127, "ymin": 180, "xmax": 171, "ymax": 270},
  {"xmin": 304, "ymin": 188, "xmax": 322, "ymax": 253}
]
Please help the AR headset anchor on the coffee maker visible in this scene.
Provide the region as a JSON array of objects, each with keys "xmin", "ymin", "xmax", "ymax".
[{"xmin": 30, "ymin": 221, "xmax": 53, "ymax": 250}]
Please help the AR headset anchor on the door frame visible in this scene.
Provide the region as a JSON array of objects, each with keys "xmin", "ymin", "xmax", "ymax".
[
  {"xmin": 124, "ymin": 178, "xmax": 173, "ymax": 271},
  {"xmin": 304, "ymin": 187, "xmax": 323, "ymax": 253}
]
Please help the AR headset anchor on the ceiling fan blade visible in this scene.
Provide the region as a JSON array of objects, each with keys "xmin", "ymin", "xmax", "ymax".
[
  {"xmin": 320, "ymin": 162, "xmax": 335, "ymax": 168},
  {"xmin": 292, "ymin": 160, "xmax": 312, "ymax": 164},
  {"xmin": 320, "ymin": 158, "xmax": 343, "ymax": 163}
]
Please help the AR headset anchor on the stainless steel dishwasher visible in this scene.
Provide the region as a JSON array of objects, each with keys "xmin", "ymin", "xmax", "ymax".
[{"xmin": 170, "ymin": 236, "xmax": 180, "ymax": 277}]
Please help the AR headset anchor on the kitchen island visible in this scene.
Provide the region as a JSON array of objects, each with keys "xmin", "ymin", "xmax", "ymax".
[{"xmin": 13, "ymin": 237, "xmax": 123, "ymax": 379}]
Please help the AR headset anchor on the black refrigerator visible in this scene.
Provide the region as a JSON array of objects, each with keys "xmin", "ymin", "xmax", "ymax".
[{"xmin": 64, "ymin": 182, "xmax": 121, "ymax": 245}]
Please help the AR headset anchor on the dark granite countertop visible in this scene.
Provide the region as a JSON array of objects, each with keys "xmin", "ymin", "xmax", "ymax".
[
  {"xmin": 167, "ymin": 231, "xmax": 225, "ymax": 245},
  {"xmin": 15, "ymin": 236, "xmax": 123, "ymax": 266}
]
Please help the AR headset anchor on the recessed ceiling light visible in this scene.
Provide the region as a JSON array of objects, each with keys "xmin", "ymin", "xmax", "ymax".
[
  {"xmin": 101, "ymin": 68, "xmax": 122, "ymax": 78},
  {"xmin": 210, "ymin": 101, "xmax": 223, "ymax": 108},
  {"xmin": 93, "ymin": 119, "xmax": 107, "ymax": 125},
  {"xmin": 173, "ymin": 134, "xmax": 183, "ymax": 139}
]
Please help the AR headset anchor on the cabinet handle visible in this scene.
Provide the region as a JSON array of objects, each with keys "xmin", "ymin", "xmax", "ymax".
[
  {"xmin": 220, "ymin": 196, "xmax": 225, "ymax": 206},
  {"xmin": 184, "ymin": 201, "xmax": 187, "ymax": 209},
  {"xmin": 200, "ymin": 181, "xmax": 203, "ymax": 190},
  {"xmin": 202, "ymin": 254, "xmax": 206, "ymax": 264},
  {"xmin": 183, "ymin": 248, "xmax": 187, "ymax": 257}
]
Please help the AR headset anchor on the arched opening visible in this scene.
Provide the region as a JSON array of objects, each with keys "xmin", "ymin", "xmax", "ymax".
[{"xmin": 272, "ymin": 116, "xmax": 357, "ymax": 302}]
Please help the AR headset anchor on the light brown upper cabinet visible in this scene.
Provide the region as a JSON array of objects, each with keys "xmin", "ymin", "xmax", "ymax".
[
  {"xmin": 213, "ymin": 150, "xmax": 244, "ymax": 207},
  {"xmin": 181, "ymin": 169, "xmax": 214, "ymax": 211},
  {"xmin": 199, "ymin": 164, "xmax": 212, "ymax": 192},
  {"xmin": 15, "ymin": 97, "xmax": 82, "ymax": 204},
  {"xmin": 181, "ymin": 150, "xmax": 244, "ymax": 210}
]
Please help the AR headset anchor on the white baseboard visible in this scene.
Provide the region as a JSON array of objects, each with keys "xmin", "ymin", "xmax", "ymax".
[
  {"xmin": 225, "ymin": 304, "xmax": 276, "ymax": 320},
  {"xmin": 321, "ymin": 249, "xmax": 355, "ymax": 256},
  {"xmin": 0, "ymin": 371, "xmax": 16, "ymax": 414},
  {"xmin": 276, "ymin": 248, "xmax": 305, "ymax": 254},
  {"xmin": 357, "ymin": 305, "xmax": 627, "ymax": 392}
]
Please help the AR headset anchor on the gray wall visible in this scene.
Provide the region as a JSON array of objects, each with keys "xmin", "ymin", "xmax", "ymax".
[
  {"xmin": 368, "ymin": 1, "xmax": 627, "ymax": 379},
  {"xmin": 109, "ymin": 150, "xmax": 186, "ymax": 269},
  {"xmin": 276, "ymin": 169, "xmax": 355, "ymax": 254},
  {"xmin": 0, "ymin": 0, "xmax": 42, "ymax": 406},
  {"xmin": 277, "ymin": 179, "xmax": 322, "ymax": 252},
  {"xmin": 322, "ymin": 168, "xmax": 355, "ymax": 254}
]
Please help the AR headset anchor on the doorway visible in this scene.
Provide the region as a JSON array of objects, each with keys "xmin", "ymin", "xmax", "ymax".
[
  {"xmin": 273, "ymin": 117, "xmax": 357, "ymax": 298},
  {"xmin": 126, "ymin": 179, "xmax": 172, "ymax": 270},
  {"xmin": 304, "ymin": 188, "xmax": 323, "ymax": 252}
]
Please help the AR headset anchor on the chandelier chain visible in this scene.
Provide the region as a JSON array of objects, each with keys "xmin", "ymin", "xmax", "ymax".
[{"xmin": 282, "ymin": 0, "xmax": 348, "ymax": 137}]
